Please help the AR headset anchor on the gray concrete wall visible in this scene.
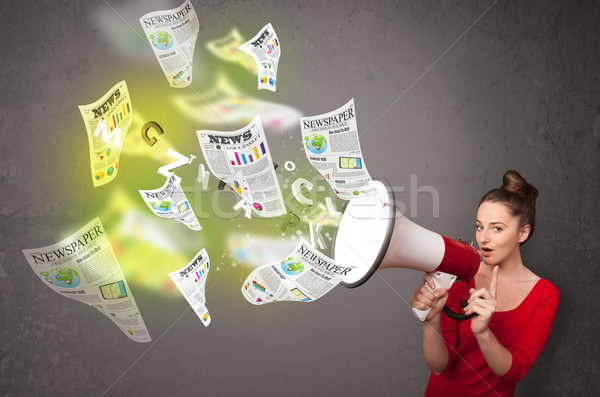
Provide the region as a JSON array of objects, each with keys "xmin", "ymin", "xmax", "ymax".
[{"xmin": 1, "ymin": 0, "xmax": 598, "ymax": 395}]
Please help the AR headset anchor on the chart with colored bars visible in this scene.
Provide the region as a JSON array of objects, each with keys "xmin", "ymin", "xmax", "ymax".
[
  {"xmin": 230, "ymin": 141, "xmax": 267, "ymax": 165},
  {"xmin": 252, "ymin": 280, "xmax": 267, "ymax": 293},
  {"xmin": 110, "ymin": 102, "xmax": 131, "ymax": 131},
  {"xmin": 266, "ymin": 38, "xmax": 279, "ymax": 55},
  {"xmin": 194, "ymin": 262, "xmax": 209, "ymax": 283}
]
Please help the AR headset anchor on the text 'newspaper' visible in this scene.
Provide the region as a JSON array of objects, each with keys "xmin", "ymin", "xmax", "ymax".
[
  {"xmin": 139, "ymin": 0, "xmax": 199, "ymax": 88},
  {"xmin": 300, "ymin": 98, "xmax": 377, "ymax": 200},
  {"xmin": 139, "ymin": 173, "xmax": 202, "ymax": 230},
  {"xmin": 241, "ymin": 241, "xmax": 355, "ymax": 305},
  {"xmin": 21, "ymin": 218, "xmax": 151, "ymax": 343}
]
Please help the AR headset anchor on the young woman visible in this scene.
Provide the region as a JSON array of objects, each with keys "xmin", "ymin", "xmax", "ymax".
[{"xmin": 410, "ymin": 170, "xmax": 559, "ymax": 396}]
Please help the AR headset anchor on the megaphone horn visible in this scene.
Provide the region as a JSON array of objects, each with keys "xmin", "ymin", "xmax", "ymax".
[{"xmin": 332, "ymin": 178, "xmax": 481, "ymax": 321}]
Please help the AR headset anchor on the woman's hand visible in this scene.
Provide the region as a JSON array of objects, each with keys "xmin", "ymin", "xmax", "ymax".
[
  {"xmin": 410, "ymin": 274, "xmax": 449, "ymax": 323},
  {"xmin": 465, "ymin": 265, "xmax": 499, "ymax": 335}
]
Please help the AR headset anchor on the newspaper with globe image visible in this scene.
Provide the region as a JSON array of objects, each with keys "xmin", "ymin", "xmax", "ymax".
[
  {"xmin": 139, "ymin": 0, "xmax": 199, "ymax": 88},
  {"xmin": 238, "ymin": 23, "xmax": 280, "ymax": 92},
  {"xmin": 241, "ymin": 241, "xmax": 355, "ymax": 305},
  {"xmin": 197, "ymin": 115, "xmax": 287, "ymax": 218},
  {"xmin": 168, "ymin": 248, "xmax": 212, "ymax": 327},
  {"xmin": 138, "ymin": 173, "xmax": 202, "ymax": 230},
  {"xmin": 21, "ymin": 218, "xmax": 151, "ymax": 343},
  {"xmin": 300, "ymin": 98, "xmax": 378, "ymax": 200}
]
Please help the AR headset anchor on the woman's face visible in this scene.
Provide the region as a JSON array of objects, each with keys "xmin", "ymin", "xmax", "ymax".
[{"xmin": 476, "ymin": 201, "xmax": 529, "ymax": 266}]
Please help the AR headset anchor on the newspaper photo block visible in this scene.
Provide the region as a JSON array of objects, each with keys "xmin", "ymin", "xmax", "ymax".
[
  {"xmin": 139, "ymin": 0, "xmax": 199, "ymax": 88},
  {"xmin": 238, "ymin": 23, "xmax": 280, "ymax": 91},
  {"xmin": 139, "ymin": 173, "xmax": 202, "ymax": 230},
  {"xmin": 168, "ymin": 249, "xmax": 211, "ymax": 326},
  {"xmin": 79, "ymin": 80, "xmax": 132, "ymax": 187},
  {"xmin": 241, "ymin": 241, "xmax": 354, "ymax": 305},
  {"xmin": 21, "ymin": 218, "xmax": 151, "ymax": 343},
  {"xmin": 300, "ymin": 98, "xmax": 378, "ymax": 200},
  {"xmin": 197, "ymin": 115, "xmax": 286, "ymax": 217}
]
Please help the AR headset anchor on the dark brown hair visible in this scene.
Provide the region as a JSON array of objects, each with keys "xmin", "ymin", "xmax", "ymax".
[{"xmin": 480, "ymin": 170, "xmax": 539, "ymax": 243}]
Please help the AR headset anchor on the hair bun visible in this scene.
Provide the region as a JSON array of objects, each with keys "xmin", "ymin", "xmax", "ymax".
[
  {"xmin": 501, "ymin": 170, "xmax": 538, "ymax": 202},
  {"xmin": 480, "ymin": 170, "xmax": 539, "ymax": 244}
]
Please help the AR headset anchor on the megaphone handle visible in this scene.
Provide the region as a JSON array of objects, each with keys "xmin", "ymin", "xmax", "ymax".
[{"xmin": 412, "ymin": 271, "xmax": 457, "ymax": 321}]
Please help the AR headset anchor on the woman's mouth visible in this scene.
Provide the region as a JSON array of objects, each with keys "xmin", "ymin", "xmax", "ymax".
[{"xmin": 481, "ymin": 247, "xmax": 493, "ymax": 257}]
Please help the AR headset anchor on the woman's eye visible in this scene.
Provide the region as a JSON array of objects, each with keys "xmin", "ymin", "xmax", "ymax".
[
  {"xmin": 493, "ymin": 226, "xmax": 503, "ymax": 232},
  {"xmin": 476, "ymin": 225, "xmax": 483, "ymax": 231}
]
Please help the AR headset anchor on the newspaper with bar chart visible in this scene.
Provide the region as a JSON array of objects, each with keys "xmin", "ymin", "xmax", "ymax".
[
  {"xmin": 78, "ymin": 80, "xmax": 132, "ymax": 187},
  {"xmin": 169, "ymin": 248, "xmax": 212, "ymax": 326},
  {"xmin": 238, "ymin": 23, "xmax": 280, "ymax": 91},
  {"xmin": 197, "ymin": 115, "xmax": 286, "ymax": 217}
]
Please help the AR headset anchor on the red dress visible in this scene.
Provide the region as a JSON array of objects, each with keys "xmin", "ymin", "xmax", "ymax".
[{"xmin": 425, "ymin": 278, "xmax": 559, "ymax": 397}]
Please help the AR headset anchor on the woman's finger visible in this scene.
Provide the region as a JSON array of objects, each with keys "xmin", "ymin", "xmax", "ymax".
[
  {"xmin": 423, "ymin": 274, "xmax": 436, "ymax": 290},
  {"xmin": 467, "ymin": 306, "xmax": 488, "ymax": 317},
  {"xmin": 415, "ymin": 294, "xmax": 435, "ymax": 308},
  {"xmin": 423, "ymin": 284, "xmax": 440, "ymax": 299},
  {"xmin": 473, "ymin": 299, "xmax": 495, "ymax": 313},
  {"xmin": 468, "ymin": 288, "xmax": 491, "ymax": 303},
  {"xmin": 411, "ymin": 288, "xmax": 435, "ymax": 308},
  {"xmin": 465, "ymin": 297, "xmax": 496, "ymax": 316},
  {"xmin": 465, "ymin": 297, "xmax": 489, "ymax": 313},
  {"xmin": 411, "ymin": 300, "xmax": 432, "ymax": 311},
  {"xmin": 466, "ymin": 302, "xmax": 490, "ymax": 317}
]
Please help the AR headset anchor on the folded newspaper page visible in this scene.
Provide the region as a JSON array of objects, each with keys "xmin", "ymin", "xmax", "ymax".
[
  {"xmin": 139, "ymin": 173, "xmax": 202, "ymax": 230},
  {"xmin": 206, "ymin": 28, "xmax": 257, "ymax": 75},
  {"xmin": 238, "ymin": 23, "xmax": 280, "ymax": 92},
  {"xmin": 21, "ymin": 218, "xmax": 151, "ymax": 343},
  {"xmin": 197, "ymin": 115, "xmax": 286, "ymax": 217},
  {"xmin": 168, "ymin": 248, "xmax": 211, "ymax": 326},
  {"xmin": 79, "ymin": 80, "xmax": 132, "ymax": 187},
  {"xmin": 300, "ymin": 98, "xmax": 378, "ymax": 200},
  {"xmin": 139, "ymin": 0, "xmax": 199, "ymax": 88},
  {"xmin": 241, "ymin": 241, "xmax": 354, "ymax": 305}
]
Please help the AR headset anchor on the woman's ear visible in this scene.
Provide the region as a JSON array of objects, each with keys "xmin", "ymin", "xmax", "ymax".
[{"xmin": 518, "ymin": 224, "xmax": 531, "ymax": 243}]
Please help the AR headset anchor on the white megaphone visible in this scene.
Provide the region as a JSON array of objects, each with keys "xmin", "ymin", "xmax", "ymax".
[{"xmin": 332, "ymin": 178, "xmax": 481, "ymax": 321}]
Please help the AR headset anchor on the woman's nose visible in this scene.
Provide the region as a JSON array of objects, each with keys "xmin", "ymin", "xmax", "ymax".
[{"xmin": 479, "ymin": 229, "xmax": 490, "ymax": 243}]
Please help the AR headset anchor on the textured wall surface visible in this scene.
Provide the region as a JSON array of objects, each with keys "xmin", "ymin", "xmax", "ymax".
[{"xmin": 1, "ymin": 0, "xmax": 599, "ymax": 396}]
